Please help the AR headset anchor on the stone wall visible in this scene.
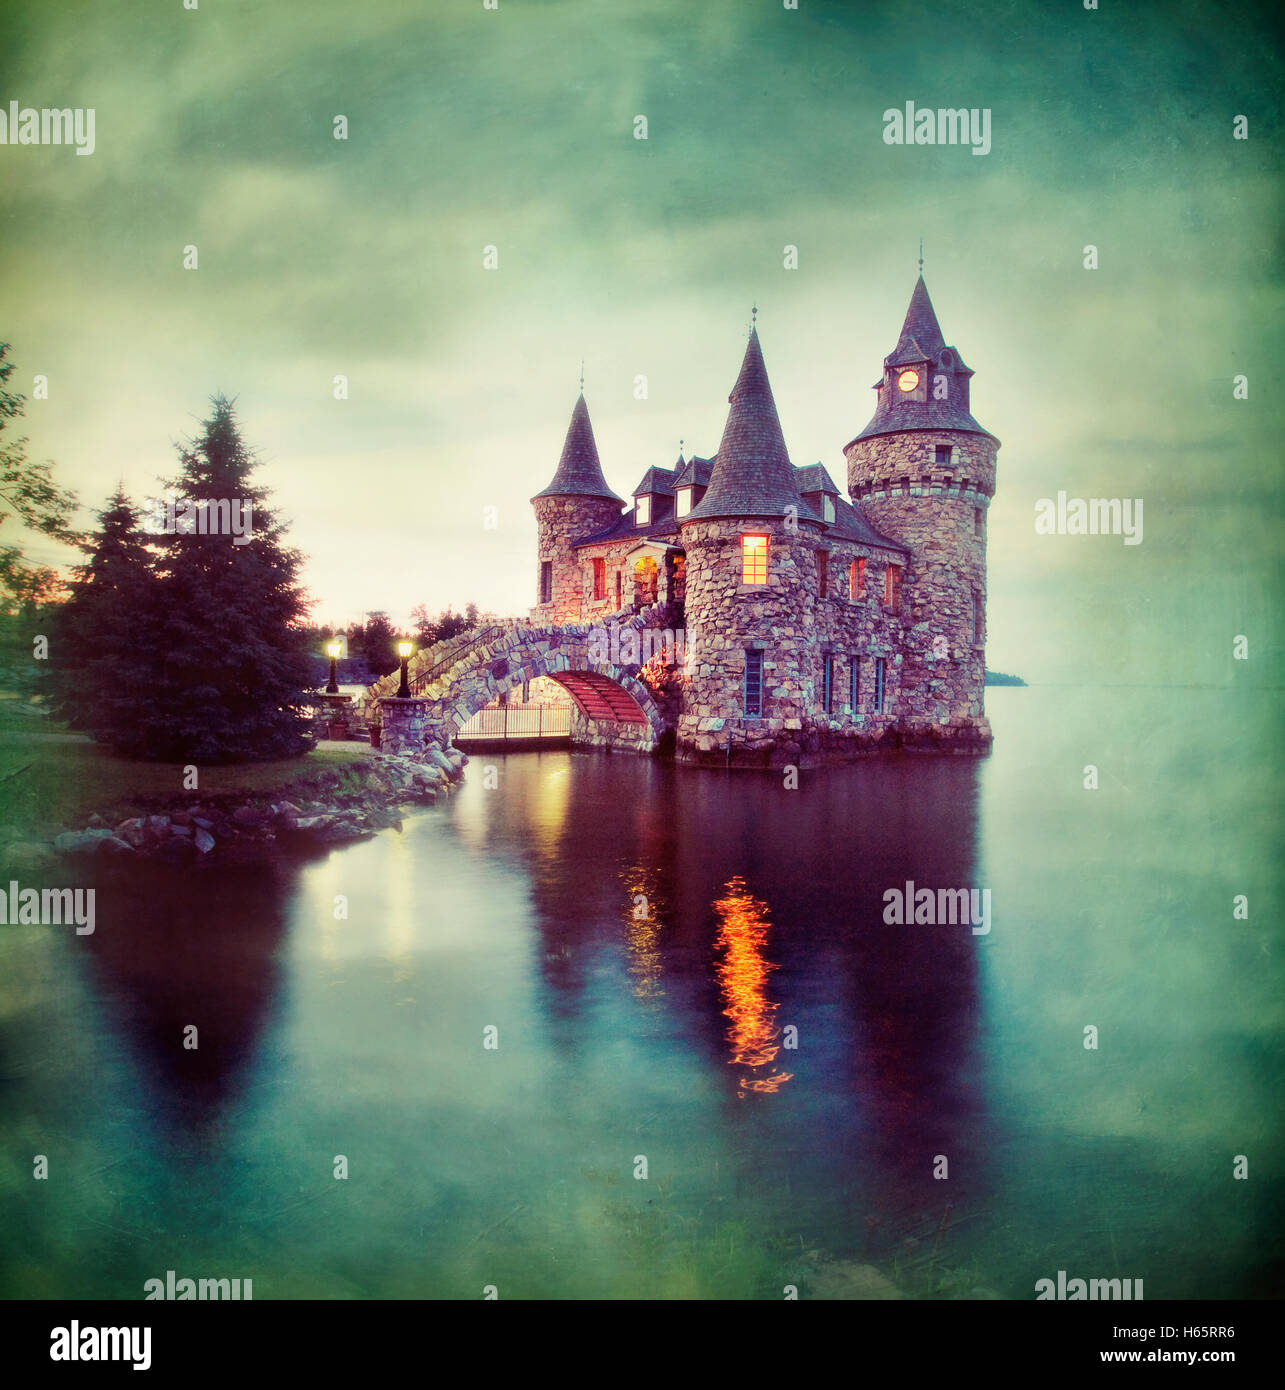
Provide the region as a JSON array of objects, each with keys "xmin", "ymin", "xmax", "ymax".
[
  {"xmin": 675, "ymin": 514, "xmax": 926, "ymax": 765},
  {"xmin": 414, "ymin": 613, "xmax": 669, "ymax": 751},
  {"xmin": 532, "ymin": 495, "xmax": 627, "ymax": 623},
  {"xmin": 845, "ymin": 428, "xmax": 996, "ymax": 743},
  {"xmin": 568, "ymin": 706, "xmax": 658, "ymax": 753}
]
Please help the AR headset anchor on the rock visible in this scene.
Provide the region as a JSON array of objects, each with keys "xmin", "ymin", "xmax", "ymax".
[
  {"xmin": 192, "ymin": 816, "xmax": 216, "ymax": 831},
  {"xmin": 55, "ymin": 828, "xmax": 114, "ymax": 854},
  {"xmin": 87, "ymin": 813, "xmax": 107, "ymax": 829},
  {"xmin": 97, "ymin": 836, "xmax": 135, "ymax": 855},
  {"xmin": 145, "ymin": 815, "xmax": 170, "ymax": 840},
  {"xmin": 425, "ymin": 748, "xmax": 455, "ymax": 778},
  {"xmin": 194, "ymin": 827, "xmax": 216, "ymax": 854},
  {"xmin": 231, "ymin": 804, "xmax": 262, "ymax": 827},
  {"xmin": 275, "ymin": 801, "xmax": 303, "ymax": 820},
  {"xmin": 156, "ymin": 836, "xmax": 196, "ymax": 863},
  {"xmin": 114, "ymin": 818, "xmax": 147, "ymax": 847},
  {"xmin": 292, "ymin": 815, "xmax": 334, "ymax": 832},
  {"xmin": 170, "ymin": 811, "xmax": 193, "ymax": 827},
  {"xmin": 169, "ymin": 824, "xmax": 193, "ymax": 838}
]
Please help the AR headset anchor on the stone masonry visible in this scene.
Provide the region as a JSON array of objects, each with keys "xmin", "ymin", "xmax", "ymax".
[{"xmin": 370, "ymin": 273, "xmax": 999, "ymax": 767}]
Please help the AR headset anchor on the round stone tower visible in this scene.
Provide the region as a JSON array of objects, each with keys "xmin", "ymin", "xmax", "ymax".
[
  {"xmin": 678, "ymin": 325, "xmax": 825, "ymax": 764},
  {"xmin": 843, "ymin": 274, "xmax": 999, "ymax": 746},
  {"xmin": 531, "ymin": 393, "xmax": 625, "ymax": 623}
]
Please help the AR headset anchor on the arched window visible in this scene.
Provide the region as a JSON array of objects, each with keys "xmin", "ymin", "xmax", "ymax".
[{"xmin": 634, "ymin": 555, "xmax": 659, "ymax": 606}]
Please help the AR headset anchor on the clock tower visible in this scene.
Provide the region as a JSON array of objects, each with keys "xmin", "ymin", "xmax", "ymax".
[{"xmin": 844, "ymin": 273, "xmax": 999, "ymax": 748}]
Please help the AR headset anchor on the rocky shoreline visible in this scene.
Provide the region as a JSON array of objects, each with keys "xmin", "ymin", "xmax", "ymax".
[{"xmin": 0, "ymin": 746, "xmax": 469, "ymax": 869}]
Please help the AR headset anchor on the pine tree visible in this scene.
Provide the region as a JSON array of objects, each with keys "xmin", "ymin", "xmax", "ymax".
[
  {"xmin": 49, "ymin": 487, "xmax": 155, "ymax": 744},
  {"xmin": 136, "ymin": 395, "xmax": 316, "ymax": 763}
]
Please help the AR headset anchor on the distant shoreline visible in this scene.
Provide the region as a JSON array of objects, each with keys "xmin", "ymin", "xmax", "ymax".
[{"xmin": 984, "ymin": 671, "xmax": 1027, "ymax": 687}]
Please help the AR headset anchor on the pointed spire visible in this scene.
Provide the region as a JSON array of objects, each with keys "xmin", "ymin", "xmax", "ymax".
[
  {"xmin": 683, "ymin": 326, "xmax": 817, "ymax": 523},
  {"xmin": 848, "ymin": 272, "xmax": 996, "ymax": 447},
  {"xmin": 533, "ymin": 393, "xmax": 624, "ymax": 502},
  {"xmin": 887, "ymin": 274, "xmax": 946, "ymax": 365}
]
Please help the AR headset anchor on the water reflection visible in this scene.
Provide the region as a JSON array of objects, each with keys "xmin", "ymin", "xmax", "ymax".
[
  {"xmin": 6, "ymin": 688, "xmax": 1276, "ymax": 1297},
  {"xmin": 79, "ymin": 859, "xmax": 294, "ymax": 1122},
  {"xmin": 712, "ymin": 876, "xmax": 793, "ymax": 1096},
  {"xmin": 486, "ymin": 752, "xmax": 989, "ymax": 1245},
  {"xmin": 620, "ymin": 864, "xmax": 665, "ymax": 1005}
]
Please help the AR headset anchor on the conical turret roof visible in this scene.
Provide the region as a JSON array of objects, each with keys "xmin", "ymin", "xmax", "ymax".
[
  {"xmin": 849, "ymin": 274, "xmax": 998, "ymax": 446},
  {"xmin": 683, "ymin": 328, "xmax": 818, "ymax": 523},
  {"xmin": 532, "ymin": 394, "xmax": 624, "ymax": 502},
  {"xmin": 886, "ymin": 275, "xmax": 946, "ymax": 365}
]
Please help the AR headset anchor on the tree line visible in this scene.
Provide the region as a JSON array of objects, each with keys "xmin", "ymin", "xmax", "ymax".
[{"xmin": 0, "ymin": 341, "xmax": 483, "ymax": 763}]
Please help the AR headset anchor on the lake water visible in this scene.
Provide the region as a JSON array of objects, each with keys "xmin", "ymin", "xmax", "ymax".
[{"xmin": 1, "ymin": 687, "xmax": 1280, "ymax": 1299}]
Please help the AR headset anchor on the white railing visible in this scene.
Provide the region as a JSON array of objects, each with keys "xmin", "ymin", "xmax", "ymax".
[{"xmin": 456, "ymin": 704, "xmax": 573, "ymax": 739}]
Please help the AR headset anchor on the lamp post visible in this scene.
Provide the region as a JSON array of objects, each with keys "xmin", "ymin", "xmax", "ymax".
[
  {"xmin": 396, "ymin": 640, "xmax": 414, "ymax": 699},
  {"xmin": 325, "ymin": 639, "xmax": 341, "ymax": 694}
]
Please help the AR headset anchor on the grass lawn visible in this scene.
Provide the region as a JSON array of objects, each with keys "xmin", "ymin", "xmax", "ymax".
[{"xmin": 0, "ymin": 724, "xmax": 375, "ymax": 836}]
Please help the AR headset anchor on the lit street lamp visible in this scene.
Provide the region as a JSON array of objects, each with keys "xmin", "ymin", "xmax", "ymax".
[
  {"xmin": 325, "ymin": 639, "xmax": 342, "ymax": 694},
  {"xmin": 396, "ymin": 640, "xmax": 414, "ymax": 698}
]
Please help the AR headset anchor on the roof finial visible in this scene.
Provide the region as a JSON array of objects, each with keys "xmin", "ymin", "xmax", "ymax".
[
  {"xmin": 679, "ymin": 438, "xmax": 685, "ymax": 456},
  {"xmin": 918, "ymin": 238, "xmax": 924, "ymax": 275},
  {"xmin": 579, "ymin": 359, "xmax": 584, "ymax": 393},
  {"xmin": 751, "ymin": 302, "xmax": 757, "ymax": 329}
]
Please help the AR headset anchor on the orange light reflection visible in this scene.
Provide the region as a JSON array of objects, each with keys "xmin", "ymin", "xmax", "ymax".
[{"xmin": 713, "ymin": 876, "xmax": 793, "ymax": 1097}]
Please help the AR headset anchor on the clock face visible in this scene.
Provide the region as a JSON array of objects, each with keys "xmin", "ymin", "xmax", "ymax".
[{"xmin": 897, "ymin": 369, "xmax": 919, "ymax": 392}]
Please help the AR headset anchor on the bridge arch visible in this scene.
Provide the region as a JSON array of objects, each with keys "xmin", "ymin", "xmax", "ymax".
[{"xmin": 419, "ymin": 628, "xmax": 668, "ymax": 753}]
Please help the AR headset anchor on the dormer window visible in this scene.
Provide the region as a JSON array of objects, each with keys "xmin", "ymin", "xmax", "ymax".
[
  {"xmin": 675, "ymin": 488, "xmax": 692, "ymax": 517},
  {"xmin": 636, "ymin": 495, "xmax": 651, "ymax": 525},
  {"xmin": 822, "ymin": 494, "xmax": 835, "ymax": 523}
]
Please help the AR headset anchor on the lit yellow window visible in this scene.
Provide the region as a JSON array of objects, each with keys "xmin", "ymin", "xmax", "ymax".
[{"xmin": 741, "ymin": 534, "xmax": 769, "ymax": 585}]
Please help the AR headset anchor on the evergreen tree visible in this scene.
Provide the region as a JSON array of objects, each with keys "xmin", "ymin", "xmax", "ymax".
[
  {"xmin": 360, "ymin": 611, "xmax": 399, "ymax": 676},
  {"xmin": 48, "ymin": 487, "xmax": 155, "ymax": 742},
  {"xmin": 134, "ymin": 395, "xmax": 315, "ymax": 763}
]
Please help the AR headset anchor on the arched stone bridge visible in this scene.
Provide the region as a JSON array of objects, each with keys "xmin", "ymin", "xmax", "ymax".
[{"xmin": 370, "ymin": 606, "xmax": 678, "ymax": 755}]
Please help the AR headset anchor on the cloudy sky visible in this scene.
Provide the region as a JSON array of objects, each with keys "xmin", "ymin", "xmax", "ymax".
[{"xmin": 1, "ymin": 0, "xmax": 1280, "ymax": 685}]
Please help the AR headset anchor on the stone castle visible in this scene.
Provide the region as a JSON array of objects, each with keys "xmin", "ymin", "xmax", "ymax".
[{"xmin": 529, "ymin": 274, "xmax": 998, "ymax": 767}]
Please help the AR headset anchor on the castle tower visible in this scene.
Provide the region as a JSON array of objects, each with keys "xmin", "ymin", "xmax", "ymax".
[
  {"xmin": 844, "ymin": 274, "xmax": 999, "ymax": 744},
  {"xmin": 678, "ymin": 324, "xmax": 824, "ymax": 763},
  {"xmin": 531, "ymin": 393, "xmax": 624, "ymax": 622}
]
